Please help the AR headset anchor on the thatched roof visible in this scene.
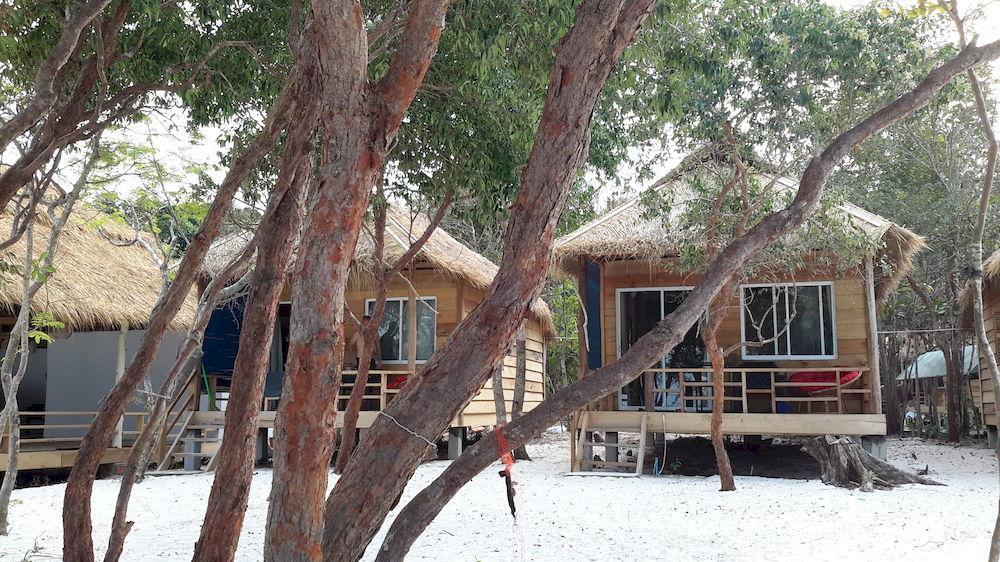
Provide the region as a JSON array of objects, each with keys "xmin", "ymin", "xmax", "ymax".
[
  {"xmin": 0, "ymin": 203, "xmax": 197, "ymax": 331},
  {"xmin": 205, "ymin": 207, "xmax": 556, "ymax": 336},
  {"xmin": 959, "ymin": 249, "xmax": 1000, "ymax": 331},
  {"xmin": 555, "ymin": 159, "xmax": 925, "ymax": 302}
]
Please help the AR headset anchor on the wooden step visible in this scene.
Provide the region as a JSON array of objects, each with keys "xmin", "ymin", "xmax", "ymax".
[
  {"xmin": 179, "ymin": 437, "xmax": 221, "ymax": 443},
  {"xmin": 582, "ymin": 460, "xmax": 637, "ymax": 468},
  {"xmin": 583, "ymin": 441, "xmax": 637, "ymax": 448}
]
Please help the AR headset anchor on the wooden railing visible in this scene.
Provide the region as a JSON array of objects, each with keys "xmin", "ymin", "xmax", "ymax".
[
  {"xmin": 2, "ymin": 411, "xmax": 151, "ymax": 449},
  {"xmin": 263, "ymin": 369, "xmax": 410, "ymax": 413},
  {"xmin": 628, "ymin": 367, "xmax": 874, "ymax": 415}
]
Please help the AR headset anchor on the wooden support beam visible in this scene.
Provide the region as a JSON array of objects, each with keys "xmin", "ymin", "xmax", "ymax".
[
  {"xmin": 584, "ymin": 411, "xmax": 887, "ymax": 436},
  {"xmin": 406, "ymin": 264, "xmax": 418, "ymax": 374},
  {"xmin": 864, "ymin": 256, "xmax": 884, "ymax": 415}
]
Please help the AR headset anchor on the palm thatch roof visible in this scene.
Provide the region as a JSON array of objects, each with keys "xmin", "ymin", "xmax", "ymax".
[
  {"xmin": 205, "ymin": 207, "xmax": 555, "ymax": 336},
  {"xmin": 555, "ymin": 156, "xmax": 925, "ymax": 302},
  {"xmin": 959, "ymin": 249, "xmax": 1000, "ymax": 330},
  {"xmin": 0, "ymin": 203, "xmax": 197, "ymax": 331}
]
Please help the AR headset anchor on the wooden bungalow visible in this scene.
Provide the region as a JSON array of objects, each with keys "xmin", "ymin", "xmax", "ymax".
[
  {"xmin": 190, "ymin": 207, "xmax": 554, "ymax": 467},
  {"xmin": 0, "ymin": 203, "xmax": 197, "ymax": 472},
  {"xmin": 964, "ymin": 249, "xmax": 1000, "ymax": 445},
  {"xmin": 554, "ymin": 162, "xmax": 924, "ymax": 471}
]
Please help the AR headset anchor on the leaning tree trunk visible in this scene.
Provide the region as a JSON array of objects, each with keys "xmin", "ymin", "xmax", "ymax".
[
  {"xmin": 802, "ymin": 436, "xmax": 943, "ymax": 490},
  {"xmin": 960, "ymin": 28, "xmax": 1000, "ymax": 562},
  {"xmin": 190, "ymin": 79, "xmax": 317, "ymax": 562},
  {"xmin": 62, "ymin": 72, "xmax": 297, "ymax": 562},
  {"xmin": 0, "ymin": 139, "xmax": 97, "ymax": 535},
  {"xmin": 102, "ymin": 231, "xmax": 258, "ymax": 562},
  {"xmin": 263, "ymin": 2, "xmax": 448, "ymax": 560},
  {"xmin": 370, "ymin": 39, "xmax": 1000, "ymax": 559},
  {"xmin": 323, "ymin": 3, "xmax": 656, "ymax": 560}
]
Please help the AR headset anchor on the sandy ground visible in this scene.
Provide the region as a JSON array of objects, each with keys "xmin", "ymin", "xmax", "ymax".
[{"xmin": 2, "ymin": 433, "xmax": 995, "ymax": 561}]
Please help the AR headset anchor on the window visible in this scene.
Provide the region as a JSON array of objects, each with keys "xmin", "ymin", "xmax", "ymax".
[
  {"xmin": 365, "ymin": 297, "xmax": 437, "ymax": 363},
  {"xmin": 740, "ymin": 282, "xmax": 835, "ymax": 360}
]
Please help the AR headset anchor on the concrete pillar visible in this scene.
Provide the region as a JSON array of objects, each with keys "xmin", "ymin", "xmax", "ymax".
[
  {"xmin": 988, "ymin": 425, "xmax": 998, "ymax": 449},
  {"xmin": 183, "ymin": 431, "xmax": 197, "ymax": 471},
  {"xmin": 448, "ymin": 427, "xmax": 465, "ymax": 460},
  {"xmin": 860, "ymin": 435, "xmax": 888, "ymax": 461},
  {"xmin": 606, "ymin": 431, "xmax": 619, "ymax": 462}
]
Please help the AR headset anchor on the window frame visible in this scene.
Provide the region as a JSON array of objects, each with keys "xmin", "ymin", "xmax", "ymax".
[
  {"xmin": 364, "ymin": 296, "xmax": 437, "ymax": 365},
  {"xmin": 738, "ymin": 281, "xmax": 837, "ymax": 361}
]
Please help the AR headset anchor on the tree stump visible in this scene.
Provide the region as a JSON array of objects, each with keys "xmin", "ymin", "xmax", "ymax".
[{"xmin": 802, "ymin": 435, "xmax": 944, "ymax": 490}]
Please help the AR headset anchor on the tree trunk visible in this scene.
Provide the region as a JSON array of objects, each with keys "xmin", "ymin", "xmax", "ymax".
[
  {"xmin": 370, "ymin": 40, "xmax": 1000, "ymax": 559},
  {"xmin": 104, "ymin": 247, "xmax": 257, "ymax": 561},
  {"xmin": 956, "ymin": 26, "xmax": 1000, "ymax": 562},
  {"xmin": 512, "ymin": 324, "xmax": 530, "ymax": 460},
  {"xmin": 335, "ymin": 197, "xmax": 452, "ymax": 474},
  {"xmin": 491, "ymin": 363, "xmax": 507, "ymax": 425},
  {"xmin": 802, "ymin": 435, "xmax": 943, "ymax": 490},
  {"xmin": 62, "ymin": 70, "xmax": 297, "ymax": 562},
  {"xmin": 263, "ymin": 2, "xmax": 448, "ymax": 560},
  {"xmin": 323, "ymin": 3, "xmax": 655, "ymax": 560},
  {"xmin": 190, "ymin": 100, "xmax": 316, "ymax": 562},
  {"xmin": 704, "ymin": 304, "xmax": 735, "ymax": 491},
  {"xmin": 943, "ymin": 342, "xmax": 960, "ymax": 441}
]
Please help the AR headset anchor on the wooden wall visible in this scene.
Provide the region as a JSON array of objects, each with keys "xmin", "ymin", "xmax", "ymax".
[
  {"xmin": 285, "ymin": 260, "xmax": 547, "ymax": 429},
  {"xmin": 454, "ymin": 284, "xmax": 547, "ymax": 427},
  {"xmin": 971, "ymin": 287, "xmax": 999, "ymax": 426},
  {"xmin": 594, "ymin": 260, "xmax": 874, "ymax": 412}
]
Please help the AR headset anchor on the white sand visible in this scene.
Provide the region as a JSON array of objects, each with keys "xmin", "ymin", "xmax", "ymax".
[{"xmin": 3, "ymin": 434, "xmax": 995, "ymax": 561}]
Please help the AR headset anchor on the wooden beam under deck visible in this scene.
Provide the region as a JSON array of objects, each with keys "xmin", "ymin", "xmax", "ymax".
[
  {"xmin": 586, "ymin": 411, "xmax": 886, "ymax": 436},
  {"xmin": 190, "ymin": 410, "xmax": 382, "ymax": 429},
  {"xmin": 0, "ymin": 447, "xmax": 131, "ymax": 472}
]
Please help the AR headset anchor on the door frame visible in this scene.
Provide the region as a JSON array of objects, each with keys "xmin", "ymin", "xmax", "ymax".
[{"xmin": 615, "ymin": 286, "xmax": 694, "ymax": 411}]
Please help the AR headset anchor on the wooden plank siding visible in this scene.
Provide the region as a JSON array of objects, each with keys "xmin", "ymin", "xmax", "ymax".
[
  {"xmin": 972, "ymin": 287, "xmax": 999, "ymax": 426},
  {"xmin": 595, "ymin": 260, "xmax": 873, "ymax": 414},
  {"xmin": 319, "ymin": 261, "xmax": 547, "ymax": 428},
  {"xmin": 454, "ymin": 285, "xmax": 547, "ymax": 427}
]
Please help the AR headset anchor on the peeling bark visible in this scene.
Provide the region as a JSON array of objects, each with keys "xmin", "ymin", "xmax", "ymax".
[
  {"xmin": 190, "ymin": 89, "xmax": 317, "ymax": 562},
  {"xmin": 324, "ymin": 2, "xmax": 656, "ymax": 559},
  {"xmin": 263, "ymin": 2, "xmax": 449, "ymax": 560}
]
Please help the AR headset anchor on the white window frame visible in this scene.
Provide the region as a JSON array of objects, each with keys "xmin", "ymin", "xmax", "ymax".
[
  {"xmin": 738, "ymin": 281, "xmax": 837, "ymax": 361},
  {"xmin": 364, "ymin": 296, "xmax": 437, "ymax": 364}
]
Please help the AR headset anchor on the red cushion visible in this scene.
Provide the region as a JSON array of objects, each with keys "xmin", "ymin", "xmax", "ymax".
[
  {"xmin": 387, "ymin": 375, "xmax": 408, "ymax": 389},
  {"xmin": 788, "ymin": 370, "xmax": 861, "ymax": 393}
]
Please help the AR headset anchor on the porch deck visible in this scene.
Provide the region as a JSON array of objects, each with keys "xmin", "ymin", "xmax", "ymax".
[{"xmin": 571, "ymin": 366, "xmax": 885, "ymax": 473}]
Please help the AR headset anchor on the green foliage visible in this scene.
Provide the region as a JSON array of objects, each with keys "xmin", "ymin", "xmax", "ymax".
[
  {"xmin": 838, "ymin": 72, "xmax": 999, "ymax": 331},
  {"xmin": 26, "ymin": 311, "xmax": 64, "ymax": 344},
  {"xmin": 638, "ymin": 160, "xmax": 879, "ymax": 279}
]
